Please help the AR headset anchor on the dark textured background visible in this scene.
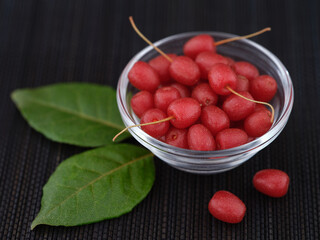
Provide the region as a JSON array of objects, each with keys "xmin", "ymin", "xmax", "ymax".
[{"xmin": 0, "ymin": 0, "xmax": 319, "ymax": 239}]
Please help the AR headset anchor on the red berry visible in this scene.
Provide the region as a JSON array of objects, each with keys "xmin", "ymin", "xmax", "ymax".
[
  {"xmin": 244, "ymin": 110, "xmax": 272, "ymax": 137},
  {"xmin": 170, "ymin": 82, "xmax": 191, "ymax": 98},
  {"xmin": 208, "ymin": 190, "xmax": 246, "ymax": 223},
  {"xmin": 130, "ymin": 91, "xmax": 154, "ymax": 118},
  {"xmin": 187, "ymin": 124, "xmax": 216, "ymax": 151},
  {"xmin": 191, "ymin": 83, "xmax": 218, "ymax": 107},
  {"xmin": 154, "ymin": 86, "xmax": 181, "ymax": 112},
  {"xmin": 253, "ymin": 169, "xmax": 290, "ymax": 198},
  {"xmin": 233, "ymin": 61, "xmax": 259, "ymax": 81},
  {"xmin": 222, "ymin": 91, "xmax": 255, "ymax": 121},
  {"xmin": 183, "ymin": 34, "xmax": 216, "ymax": 59},
  {"xmin": 149, "ymin": 54, "xmax": 177, "ymax": 83},
  {"xmin": 195, "ymin": 51, "xmax": 229, "ymax": 79},
  {"xmin": 140, "ymin": 108, "xmax": 170, "ymax": 138},
  {"xmin": 167, "ymin": 98, "xmax": 201, "ymax": 129},
  {"xmin": 236, "ymin": 75, "xmax": 250, "ymax": 92},
  {"xmin": 128, "ymin": 61, "xmax": 160, "ymax": 92},
  {"xmin": 216, "ymin": 128, "xmax": 248, "ymax": 150},
  {"xmin": 169, "ymin": 56, "xmax": 201, "ymax": 86},
  {"xmin": 201, "ymin": 105, "xmax": 230, "ymax": 136},
  {"xmin": 250, "ymin": 75, "xmax": 277, "ymax": 102},
  {"xmin": 165, "ymin": 127, "xmax": 188, "ymax": 149},
  {"xmin": 208, "ymin": 63, "xmax": 237, "ymax": 95}
]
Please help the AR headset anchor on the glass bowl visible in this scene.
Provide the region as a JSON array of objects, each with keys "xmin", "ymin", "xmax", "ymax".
[{"xmin": 116, "ymin": 31, "xmax": 294, "ymax": 174}]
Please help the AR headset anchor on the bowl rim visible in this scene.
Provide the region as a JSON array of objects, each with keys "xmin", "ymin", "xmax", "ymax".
[{"xmin": 117, "ymin": 31, "xmax": 294, "ymax": 161}]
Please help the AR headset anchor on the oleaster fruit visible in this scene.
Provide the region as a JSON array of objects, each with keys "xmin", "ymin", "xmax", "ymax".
[
  {"xmin": 208, "ymin": 190, "xmax": 246, "ymax": 223},
  {"xmin": 253, "ymin": 169, "xmax": 290, "ymax": 198}
]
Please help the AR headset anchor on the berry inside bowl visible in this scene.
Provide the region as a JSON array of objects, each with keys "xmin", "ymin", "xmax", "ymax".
[{"xmin": 116, "ymin": 31, "xmax": 294, "ymax": 174}]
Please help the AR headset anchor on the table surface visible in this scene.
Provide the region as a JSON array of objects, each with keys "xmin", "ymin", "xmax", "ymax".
[{"xmin": 0, "ymin": 0, "xmax": 319, "ymax": 239}]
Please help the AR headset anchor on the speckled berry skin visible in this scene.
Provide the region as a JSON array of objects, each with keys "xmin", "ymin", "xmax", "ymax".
[
  {"xmin": 233, "ymin": 61, "xmax": 259, "ymax": 81},
  {"xmin": 165, "ymin": 127, "xmax": 188, "ymax": 149},
  {"xmin": 187, "ymin": 124, "xmax": 216, "ymax": 151},
  {"xmin": 183, "ymin": 34, "xmax": 216, "ymax": 59},
  {"xmin": 250, "ymin": 75, "xmax": 277, "ymax": 102},
  {"xmin": 244, "ymin": 110, "xmax": 272, "ymax": 137},
  {"xmin": 128, "ymin": 61, "xmax": 160, "ymax": 92},
  {"xmin": 149, "ymin": 53, "xmax": 177, "ymax": 83},
  {"xmin": 222, "ymin": 91, "xmax": 255, "ymax": 121},
  {"xmin": 130, "ymin": 91, "xmax": 154, "ymax": 118},
  {"xmin": 215, "ymin": 128, "xmax": 248, "ymax": 150},
  {"xmin": 169, "ymin": 56, "xmax": 200, "ymax": 86},
  {"xmin": 208, "ymin": 190, "xmax": 246, "ymax": 223},
  {"xmin": 201, "ymin": 105, "xmax": 230, "ymax": 136},
  {"xmin": 208, "ymin": 63, "xmax": 237, "ymax": 96},
  {"xmin": 167, "ymin": 98, "xmax": 201, "ymax": 129},
  {"xmin": 253, "ymin": 169, "xmax": 290, "ymax": 198},
  {"xmin": 140, "ymin": 108, "xmax": 170, "ymax": 138}
]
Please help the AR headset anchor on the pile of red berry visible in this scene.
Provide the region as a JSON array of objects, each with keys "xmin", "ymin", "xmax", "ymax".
[
  {"xmin": 118, "ymin": 18, "xmax": 290, "ymax": 225},
  {"xmin": 127, "ymin": 32, "xmax": 277, "ymax": 151},
  {"xmin": 208, "ymin": 169, "xmax": 290, "ymax": 223}
]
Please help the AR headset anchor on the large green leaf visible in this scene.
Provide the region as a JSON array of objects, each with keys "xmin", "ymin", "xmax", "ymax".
[
  {"xmin": 31, "ymin": 144, "xmax": 154, "ymax": 229},
  {"xmin": 11, "ymin": 83, "xmax": 130, "ymax": 147}
]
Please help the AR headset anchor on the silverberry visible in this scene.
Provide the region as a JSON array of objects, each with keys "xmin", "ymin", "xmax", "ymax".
[
  {"xmin": 140, "ymin": 108, "xmax": 170, "ymax": 138},
  {"xmin": 208, "ymin": 190, "xmax": 246, "ymax": 223},
  {"xmin": 183, "ymin": 34, "xmax": 216, "ymax": 59},
  {"xmin": 128, "ymin": 61, "xmax": 160, "ymax": 92},
  {"xmin": 208, "ymin": 63, "xmax": 237, "ymax": 96},
  {"xmin": 131, "ymin": 91, "xmax": 154, "ymax": 118},
  {"xmin": 253, "ymin": 169, "xmax": 289, "ymax": 198},
  {"xmin": 187, "ymin": 124, "xmax": 216, "ymax": 151},
  {"xmin": 233, "ymin": 61, "xmax": 259, "ymax": 81},
  {"xmin": 250, "ymin": 75, "xmax": 277, "ymax": 102},
  {"xmin": 216, "ymin": 128, "xmax": 248, "ymax": 150}
]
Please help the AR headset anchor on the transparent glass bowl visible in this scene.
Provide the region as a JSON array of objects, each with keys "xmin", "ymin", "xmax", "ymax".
[{"xmin": 116, "ymin": 32, "xmax": 294, "ymax": 174}]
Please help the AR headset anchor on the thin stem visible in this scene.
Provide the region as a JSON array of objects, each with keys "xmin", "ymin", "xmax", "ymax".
[
  {"xmin": 215, "ymin": 27, "xmax": 271, "ymax": 46},
  {"xmin": 113, "ymin": 115, "xmax": 174, "ymax": 141},
  {"xmin": 226, "ymin": 86, "xmax": 274, "ymax": 123},
  {"xmin": 129, "ymin": 16, "xmax": 173, "ymax": 62}
]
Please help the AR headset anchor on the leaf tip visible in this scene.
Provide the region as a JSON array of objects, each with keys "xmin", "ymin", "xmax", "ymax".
[
  {"xmin": 31, "ymin": 214, "xmax": 43, "ymax": 230},
  {"xmin": 10, "ymin": 89, "xmax": 24, "ymax": 106},
  {"xmin": 30, "ymin": 220, "xmax": 38, "ymax": 230},
  {"xmin": 10, "ymin": 90, "xmax": 18, "ymax": 101}
]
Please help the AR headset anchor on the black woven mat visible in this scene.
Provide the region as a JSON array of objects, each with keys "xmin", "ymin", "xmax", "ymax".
[{"xmin": 1, "ymin": 0, "xmax": 319, "ymax": 239}]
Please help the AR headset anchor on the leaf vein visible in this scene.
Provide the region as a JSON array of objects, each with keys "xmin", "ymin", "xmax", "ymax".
[
  {"xmin": 21, "ymin": 97, "xmax": 123, "ymax": 130},
  {"xmin": 73, "ymin": 164, "xmax": 102, "ymax": 175},
  {"xmin": 57, "ymin": 184, "xmax": 78, "ymax": 190}
]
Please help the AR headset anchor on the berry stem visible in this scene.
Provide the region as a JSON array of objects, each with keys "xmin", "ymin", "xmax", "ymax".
[
  {"xmin": 226, "ymin": 86, "xmax": 274, "ymax": 123},
  {"xmin": 215, "ymin": 27, "xmax": 271, "ymax": 46},
  {"xmin": 113, "ymin": 115, "xmax": 175, "ymax": 141},
  {"xmin": 129, "ymin": 16, "xmax": 173, "ymax": 62}
]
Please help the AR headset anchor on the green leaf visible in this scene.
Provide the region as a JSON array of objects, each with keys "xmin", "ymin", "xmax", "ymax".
[
  {"xmin": 31, "ymin": 144, "xmax": 154, "ymax": 229},
  {"xmin": 11, "ymin": 83, "xmax": 130, "ymax": 147}
]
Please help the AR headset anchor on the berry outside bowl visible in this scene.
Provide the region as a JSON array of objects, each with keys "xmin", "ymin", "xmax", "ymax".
[{"xmin": 116, "ymin": 31, "xmax": 294, "ymax": 174}]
